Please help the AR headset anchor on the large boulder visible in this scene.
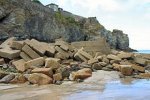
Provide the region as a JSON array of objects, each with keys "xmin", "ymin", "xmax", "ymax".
[
  {"xmin": 69, "ymin": 68, "xmax": 92, "ymax": 80},
  {"xmin": 27, "ymin": 73, "xmax": 53, "ymax": 85}
]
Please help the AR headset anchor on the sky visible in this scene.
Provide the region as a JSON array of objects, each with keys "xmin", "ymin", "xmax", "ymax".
[{"xmin": 40, "ymin": 0, "xmax": 150, "ymax": 50}]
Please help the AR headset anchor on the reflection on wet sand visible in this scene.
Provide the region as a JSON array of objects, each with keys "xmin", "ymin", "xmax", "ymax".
[{"xmin": 1, "ymin": 71, "xmax": 150, "ymax": 100}]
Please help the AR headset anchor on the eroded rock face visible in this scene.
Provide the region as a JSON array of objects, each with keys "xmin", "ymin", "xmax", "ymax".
[{"xmin": 0, "ymin": 0, "xmax": 130, "ymax": 50}]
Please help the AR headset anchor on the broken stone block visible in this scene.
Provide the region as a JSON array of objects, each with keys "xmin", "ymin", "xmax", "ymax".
[
  {"xmin": 0, "ymin": 74, "xmax": 15, "ymax": 83},
  {"xmin": 20, "ymin": 52, "xmax": 32, "ymax": 61},
  {"xmin": 55, "ymin": 40, "xmax": 69, "ymax": 51},
  {"xmin": 107, "ymin": 54, "xmax": 121, "ymax": 61},
  {"xmin": 131, "ymin": 64, "xmax": 145, "ymax": 72},
  {"xmin": 53, "ymin": 73, "xmax": 63, "ymax": 81},
  {"xmin": 22, "ymin": 44, "xmax": 41, "ymax": 59},
  {"xmin": 78, "ymin": 48, "xmax": 93, "ymax": 60},
  {"xmin": 27, "ymin": 73, "xmax": 53, "ymax": 85},
  {"xmin": 24, "ymin": 57, "xmax": 44, "ymax": 69},
  {"xmin": 55, "ymin": 46, "xmax": 70, "ymax": 59},
  {"xmin": 54, "ymin": 52, "xmax": 67, "ymax": 60},
  {"xmin": 31, "ymin": 68, "xmax": 53, "ymax": 77},
  {"xmin": 112, "ymin": 63, "xmax": 121, "ymax": 71},
  {"xmin": 117, "ymin": 51, "xmax": 133, "ymax": 59},
  {"xmin": 0, "ymin": 49, "xmax": 20, "ymax": 59},
  {"xmin": 12, "ymin": 59, "xmax": 26, "ymax": 72},
  {"xmin": 120, "ymin": 65, "xmax": 133, "ymax": 76},
  {"xmin": 25, "ymin": 39, "xmax": 46, "ymax": 56},
  {"xmin": 69, "ymin": 68, "xmax": 92, "ymax": 80},
  {"xmin": 134, "ymin": 57, "xmax": 147, "ymax": 66},
  {"xmin": 0, "ymin": 37, "xmax": 15, "ymax": 49},
  {"xmin": 44, "ymin": 45, "xmax": 56, "ymax": 57},
  {"xmin": 45, "ymin": 58, "xmax": 60, "ymax": 70},
  {"xmin": 10, "ymin": 74, "xmax": 27, "ymax": 84},
  {"xmin": 92, "ymin": 63, "xmax": 103, "ymax": 70},
  {"xmin": 10, "ymin": 41, "xmax": 24, "ymax": 50},
  {"xmin": 0, "ymin": 58, "xmax": 5, "ymax": 65},
  {"xmin": 74, "ymin": 52, "xmax": 87, "ymax": 62},
  {"xmin": 137, "ymin": 73, "xmax": 150, "ymax": 79},
  {"xmin": 88, "ymin": 58, "xmax": 98, "ymax": 65}
]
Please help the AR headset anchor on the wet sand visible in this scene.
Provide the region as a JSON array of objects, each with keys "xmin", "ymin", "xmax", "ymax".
[{"xmin": 1, "ymin": 71, "xmax": 150, "ymax": 100}]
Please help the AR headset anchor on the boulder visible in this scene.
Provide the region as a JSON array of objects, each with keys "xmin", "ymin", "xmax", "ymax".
[
  {"xmin": 10, "ymin": 41, "xmax": 24, "ymax": 50},
  {"xmin": 45, "ymin": 58, "xmax": 61, "ymax": 70},
  {"xmin": 134, "ymin": 57, "xmax": 147, "ymax": 66},
  {"xmin": 120, "ymin": 65, "xmax": 133, "ymax": 76},
  {"xmin": 55, "ymin": 46, "xmax": 70, "ymax": 59},
  {"xmin": 131, "ymin": 64, "xmax": 145, "ymax": 72},
  {"xmin": 27, "ymin": 73, "xmax": 53, "ymax": 85},
  {"xmin": 53, "ymin": 73, "xmax": 63, "ymax": 81},
  {"xmin": 117, "ymin": 51, "xmax": 133, "ymax": 59},
  {"xmin": 99, "ymin": 62, "xmax": 107, "ymax": 67},
  {"xmin": 24, "ymin": 57, "xmax": 44, "ymax": 69},
  {"xmin": 55, "ymin": 40, "xmax": 69, "ymax": 51},
  {"xmin": 22, "ymin": 44, "xmax": 41, "ymax": 59},
  {"xmin": 74, "ymin": 52, "xmax": 88, "ymax": 62},
  {"xmin": 112, "ymin": 63, "xmax": 121, "ymax": 71},
  {"xmin": 88, "ymin": 58, "xmax": 98, "ymax": 65},
  {"xmin": 31, "ymin": 68, "xmax": 53, "ymax": 77},
  {"xmin": 78, "ymin": 48, "xmax": 93, "ymax": 60},
  {"xmin": 20, "ymin": 52, "xmax": 32, "ymax": 61},
  {"xmin": 12, "ymin": 59, "xmax": 26, "ymax": 72},
  {"xmin": 10, "ymin": 74, "xmax": 27, "ymax": 84},
  {"xmin": 107, "ymin": 54, "xmax": 121, "ymax": 61},
  {"xmin": 137, "ymin": 73, "xmax": 150, "ymax": 79},
  {"xmin": 0, "ymin": 49, "xmax": 20, "ymax": 59},
  {"xmin": 0, "ymin": 74, "xmax": 15, "ymax": 83},
  {"xmin": 70, "ymin": 68, "xmax": 92, "ymax": 80},
  {"xmin": 92, "ymin": 63, "xmax": 103, "ymax": 70},
  {"xmin": 25, "ymin": 39, "xmax": 46, "ymax": 55}
]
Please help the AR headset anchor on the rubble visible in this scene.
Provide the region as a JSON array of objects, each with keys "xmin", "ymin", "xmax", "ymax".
[
  {"xmin": 22, "ymin": 44, "xmax": 41, "ymax": 59},
  {"xmin": 0, "ymin": 37, "xmax": 149, "ymax": 85},
  {"xmin": 27, "ymin": 73, "xmax": 53, "ymax": 85}
]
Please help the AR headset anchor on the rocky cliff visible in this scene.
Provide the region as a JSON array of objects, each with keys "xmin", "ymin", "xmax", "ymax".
[{"xmin": 0, "ymin": 0, "xmax": 130, "ymax": 50}]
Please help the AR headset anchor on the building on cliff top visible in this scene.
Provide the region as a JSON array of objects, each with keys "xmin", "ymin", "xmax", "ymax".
[{"xmin": 46, "ymin": 3, "xmax": 59, "ymax": 12}]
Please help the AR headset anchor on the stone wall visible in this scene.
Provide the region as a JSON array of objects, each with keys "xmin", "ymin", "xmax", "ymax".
[{"xmin": 71, "ymin": 38, "xmax": 111, "ymax": 55}]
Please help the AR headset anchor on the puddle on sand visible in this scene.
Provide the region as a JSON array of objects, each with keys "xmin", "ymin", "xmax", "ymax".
[{"xmin": 63, "ymin": 79, "xmax": 150, "ymax": 100}]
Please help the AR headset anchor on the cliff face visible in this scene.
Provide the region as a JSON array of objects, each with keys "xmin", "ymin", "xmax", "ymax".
[{"xmin": 0, "ymin": 0, "xmax": 130, "ymax": 50}]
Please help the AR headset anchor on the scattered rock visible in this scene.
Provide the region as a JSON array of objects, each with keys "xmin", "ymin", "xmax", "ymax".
[
  {"xmin": 88, "ymin": 58, "xmax": 98, "ymax": 65},
  {"xmin": 92, "ymin": 63, "xmax": 103, "ymax": 70},
  {"xmin": 117, "ymin": 51, "xmax": 133, "ymax": 59},
  {"xmin": 20, "ymin": 52, "xmax": 32, "ymax": 61},
  {"xmin": 134, "ymin": 57, "xmax": 147, "ymax": 66},
  {"xmin": 24, "ymin": 57, "xmax": 44, "ymax": 69},
  {"xmin": 70, "ymin": 68, "xmax": 92, "ymax": 80},
  {"xmin": 107, "ymin": 54, "xmax": 121, "ymax": 61},
  {"xmin": 45, "ymin": 58, "xmax": 60, "ymax": 70},
  {"xmin": 10, "ymin": 74, "xmax": 27, "ymax": 84},
  {"xmin": 53, "ymin": 73, "xmax": 63, "ymax": 81},
  {"xmin": 12, "ymin": 59, "xmax": 26, "ymax": 72},
  {"xmin": 131, "ymin": 64, "xmax": 145, "ymax": 72},
  {"xmin": 27, "ymin": 73, "xmax": 53, "ymax": 85},
  {"xmin": 22, "ymin": 44, "xmax": 41, "ymax": 59},
  {"xmin": 120, "ymin": 65, "xmax": 133, "ymax": 76},
  {"xmin": 10, "ymin": 41, "xmax": 24, "ymax": 50},
  {"xmin": 0, "ymin": 74, "xmax": 15, "ymax": 83},
  {"xmin": 31, "ymin": 68, "xmax": 53, "ymax": 77}
]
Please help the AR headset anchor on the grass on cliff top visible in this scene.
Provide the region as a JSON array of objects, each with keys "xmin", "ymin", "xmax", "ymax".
[{"xmin": 54, "ymin": 12, "xmax": 80, "ymax": 26}]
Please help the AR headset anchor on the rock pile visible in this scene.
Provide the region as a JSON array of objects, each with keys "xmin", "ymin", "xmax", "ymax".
[{"xmin": 0, "ymin": 37, "xmax": 149, "ymax": 85}]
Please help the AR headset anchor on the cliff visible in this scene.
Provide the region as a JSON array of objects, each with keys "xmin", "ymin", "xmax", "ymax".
[{"xmin": 0, "ymin": 0, "xmax": 130, "ymax": 50}]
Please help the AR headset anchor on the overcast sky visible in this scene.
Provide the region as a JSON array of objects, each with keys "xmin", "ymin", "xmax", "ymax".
[{"xmin": 40, "ymin": 0, "xmax": 150, "ymax": 50}]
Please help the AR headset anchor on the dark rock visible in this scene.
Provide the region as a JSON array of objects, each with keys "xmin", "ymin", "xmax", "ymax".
[{"xmin": 0, "ymin": 74, "xmax": 15, "ymax": 83}]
